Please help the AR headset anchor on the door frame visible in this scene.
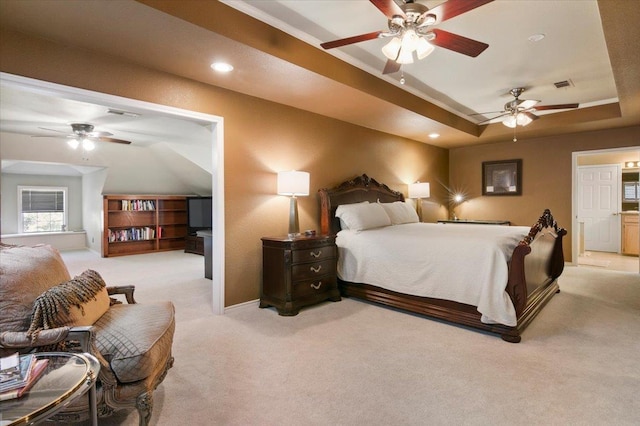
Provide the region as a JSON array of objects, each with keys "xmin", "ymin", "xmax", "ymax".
[
  {"xmin": 0, "ymin": 72, "xmax": 226, "ymax": 314},
  {"xmin": 572, "ymin": 146, "xmax": 640, "ymax": 267}
]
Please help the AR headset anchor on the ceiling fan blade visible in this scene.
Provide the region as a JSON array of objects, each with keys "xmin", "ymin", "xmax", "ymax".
[
  {"xmin": 533, "ymin": 103, "xmax": 579, "ymax": 111},
  {"xmin": 430, "ymin": 29, "xmax": 489, "ymax": 57},
  {"xmin": 518, "ymin": 99, "xmax": 539, "ymax": 109},
  {"xmin": 38, "ymin": 127, "xmax": 71, "ymax": 134},
  {"xmin": 321, "ymin": 31, "xmax": 383, "ymax": 49},
  {"xmin": 369, "ymin": 0, "xmax": 406, "ymax": 20},
  {"xmin": 477, "ymin": 112, "xmax": 510, "ymax": 124},
  {"xmin": 523, "ymin": 111, "xmax": 539, "ymax": 121},
  {"xmin": 97, "ymin": 136, "xmax": 132, "ymax": 145},
  {"xmin": 429, "ymin": 0, "xmax": 494, "ymax": 23},
  {"xmin": 89, "ymin": 131, "xmax": 113, "ymax": 137},
  {"xmin": 469, "ymin": 110, "xmax": 505, "ymax": 116},
  {"xmin": 382, "ymin": 59, "xmax": 402, "ymax": 75}
]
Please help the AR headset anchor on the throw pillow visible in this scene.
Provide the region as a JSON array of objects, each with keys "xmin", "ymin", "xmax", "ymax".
[{"xmin": 28, "ymin": 269, "xmax": 110, "ymax": 337}]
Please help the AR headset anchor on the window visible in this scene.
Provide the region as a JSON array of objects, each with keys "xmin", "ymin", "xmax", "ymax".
[{"xmin": 18, "ymin": 186, "xmax": 68, "ymax": 233}]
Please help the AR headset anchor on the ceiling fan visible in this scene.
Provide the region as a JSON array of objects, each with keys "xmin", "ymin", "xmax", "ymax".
[
  {"xmin": 320, "ymin": 0, "xmax": 493, "ymax": 75},
  {"xmin": 34, "ymin": 123, "xmax": 132, "ymax": 151},
  {"xmin": 475, "ymin": 88, "xmax": 580, "ymax": 128}
]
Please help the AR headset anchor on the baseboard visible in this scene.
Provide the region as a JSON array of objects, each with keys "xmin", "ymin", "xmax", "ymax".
[{"xmin": 224, "ymin": 299, "xmax": 259, "ymax": 313}]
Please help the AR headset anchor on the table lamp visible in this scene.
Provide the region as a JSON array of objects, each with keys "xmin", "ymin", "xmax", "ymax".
[
  {"xmin": 277, "ymin": 170, "xmax": 310, "ymax": 237},
  {"xmin": 408, "ymin": 181, "xmax": 430, "ymax": 222}
]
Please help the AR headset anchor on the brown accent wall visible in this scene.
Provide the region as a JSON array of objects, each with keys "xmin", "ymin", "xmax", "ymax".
[
  {"xmin": 450, "ymin": 126, "xmax": 640, "ymax": 260},
  {"xmin": 0, "ymin": 28, "xmax": 448, "ymax": 306}
]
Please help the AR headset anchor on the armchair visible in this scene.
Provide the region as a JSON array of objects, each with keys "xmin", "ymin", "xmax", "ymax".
[{"xmin": 0, "ymin": 244, "xmax": 175, "ymax": 425}]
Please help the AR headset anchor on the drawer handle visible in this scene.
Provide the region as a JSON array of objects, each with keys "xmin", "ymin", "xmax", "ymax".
[
  {"xmin": 310, "ymin": 250, "xmax": 322, "ymax": 258},
  {"xmin": 310, "ymin": 265, "xmax": 322, "ymax": 273},
  {"xmin": 310, "ymin": 282, "xmax": 322, "ymax": 290}
]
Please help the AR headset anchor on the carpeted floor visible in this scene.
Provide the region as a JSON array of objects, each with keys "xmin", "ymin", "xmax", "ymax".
[{"xmin": 61, "ymin": 250, "xmax": 640, "ymax": 426}]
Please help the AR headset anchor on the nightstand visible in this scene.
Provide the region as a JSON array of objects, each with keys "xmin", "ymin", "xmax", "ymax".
[{"xmin": 260, "ymin": 235, "xmax": 341, "ymax": 316}]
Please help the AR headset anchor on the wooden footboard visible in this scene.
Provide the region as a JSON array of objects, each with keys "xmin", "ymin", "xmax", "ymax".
[{"xmin": 318, "ymin": 175, "xmax": 566, "ymax": 343}]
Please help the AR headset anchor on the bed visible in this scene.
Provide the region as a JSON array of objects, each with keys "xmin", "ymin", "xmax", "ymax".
[{"xmin": 318, "ymin": 174, "xmax": 566, "ymax": 342}]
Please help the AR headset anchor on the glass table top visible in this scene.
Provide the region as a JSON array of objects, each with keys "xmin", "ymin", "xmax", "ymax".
[{"xmin": 0, "ymin": 352, "xmax": 99, "ymax": 426}]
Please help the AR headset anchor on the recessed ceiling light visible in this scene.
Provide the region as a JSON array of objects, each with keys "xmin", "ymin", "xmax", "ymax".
[
  {"xmin": 211, "ymin": 62, "xmax": 233, "ymax": 73},
  {"xmin": 528, "ymin": 33, "xmax": 545, "ymax": 42},
  {"xmin": 429, "ymin": 133, "xmax": 440, "ymax": 139}
]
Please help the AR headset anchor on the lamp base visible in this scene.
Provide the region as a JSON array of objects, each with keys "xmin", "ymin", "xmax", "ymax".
[
  {"xmin": 288, "ymin": 196, "xmax": 300, "ymax": 236},
  {"xmin": 416, "ymin": 197, "xmax": 423, "ymax": 222}
]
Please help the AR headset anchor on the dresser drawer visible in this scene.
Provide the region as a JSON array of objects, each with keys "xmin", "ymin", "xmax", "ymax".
[
  {"xmin": 293, "ymin": 275, "xmax": 338, "ymax": 299},
  {"xmin": 291, "ymin": 259, "xmax": 336, "ymax": 281},
  {"xmin": 292, "ymin": 245, "xmax": 336, "ymax": 263}
]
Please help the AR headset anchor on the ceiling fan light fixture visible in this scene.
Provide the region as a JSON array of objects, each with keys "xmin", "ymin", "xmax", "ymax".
[
  {"xmin": 402, "ymin": 29, "xmax": 419, "ymax": 51},
  {"xmin": 382, "ymin": 37, "xmax": 402, "ymax": 60},
  {"xmin": 67, "ymin": 139, "xmax": 79, "ymax": 150},
  {"xmin": 503, "ymin": 115, "xmax": 517, "ymax": 128},
  {"xmin": 396, "ymin": 45, "xmax": 414, "ymax": 64},
  {"xmin": 416, "ymin": 37, "xmax": 435, "ymax": 59},
  {"xmin": 82, "ymin": 138, "xmax": 95, "ymax": 151},
  {"xmin": 516, "ymin": 113, "xmax": 533, "ymax": 127}
]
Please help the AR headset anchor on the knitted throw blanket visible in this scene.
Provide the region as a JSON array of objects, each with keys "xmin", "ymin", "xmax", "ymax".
[{"xmin": 27, "ymin": 269, "xmax": 107, "ymax": 339}]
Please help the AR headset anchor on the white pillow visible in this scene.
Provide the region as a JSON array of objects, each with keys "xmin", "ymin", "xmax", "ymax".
[
  {"xmin": 335, "ymin": 201, "xmax": 368, "ymax": 230},
  {"xmin": 380, "ymin": 201, "xmax": 419, "ymax": 225},
  {"xmin": 335, "ymin": 202, "xmax": 391, "ymax": 231}
]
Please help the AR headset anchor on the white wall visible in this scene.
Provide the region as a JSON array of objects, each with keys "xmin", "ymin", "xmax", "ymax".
[{"xmin": 83, "ymin": 168, "xmax": 108, "ymax": 253}]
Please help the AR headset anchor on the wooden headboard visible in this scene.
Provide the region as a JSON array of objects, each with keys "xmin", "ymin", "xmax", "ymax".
[{"xmin": 318, "ymin": 174, "xmax": 404, "ymax": 235}]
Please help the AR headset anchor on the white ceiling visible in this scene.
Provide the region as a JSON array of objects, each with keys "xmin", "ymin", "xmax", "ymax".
[
  {"xmin": 224, "ymin": 0, "xmax": 617, "ymax": 120},
  {"xmin": 0, "ymin": 0, "xmax": 637, "ymax": 161}
]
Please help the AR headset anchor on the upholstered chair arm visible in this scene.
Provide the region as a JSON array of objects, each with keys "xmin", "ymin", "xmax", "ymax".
[
  {"xmin": 0, "ymin": 327, "xmax": 71, "ymax": 349},
  {"xmin": 107, "ymin": 285, "xmax": 136, "ymax": 304}
]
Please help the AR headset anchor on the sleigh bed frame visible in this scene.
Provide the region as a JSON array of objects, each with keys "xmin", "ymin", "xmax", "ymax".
[{"xmin": 318, "ymin": 174, "xmax": 566, "ymax": 343}]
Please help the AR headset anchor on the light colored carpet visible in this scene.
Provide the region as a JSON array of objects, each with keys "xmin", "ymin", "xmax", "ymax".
[
  {"xmin": 577, "ymin": 256, "xmax": 611, "ymax": 268},
  {"xmin": 61, "ymin": 250, "xmax": 640, "ymax": 426}
]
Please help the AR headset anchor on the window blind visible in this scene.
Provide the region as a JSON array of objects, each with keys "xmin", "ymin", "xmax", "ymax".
[{"xmin": 21, "ymin": 190, "xmax": 64, "ymax": 213}]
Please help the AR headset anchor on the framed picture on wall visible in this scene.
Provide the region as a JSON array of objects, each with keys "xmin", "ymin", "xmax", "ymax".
[{"xmin": 482, "ymin": 159, "xmax": 522, "ymax": 196}]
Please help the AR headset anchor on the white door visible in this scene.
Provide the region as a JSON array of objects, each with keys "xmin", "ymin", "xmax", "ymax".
[{"xmin": 578, "ymin": 165, "xmax": 620, "ymax": 252}]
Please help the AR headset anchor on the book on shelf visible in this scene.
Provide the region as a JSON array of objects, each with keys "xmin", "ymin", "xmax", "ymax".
[
  {"xmin": 121, "ymin": 199, "xmax": 155, "ymax": 211},
  {"xmin": 0, "ymin": 358, "xmax": 49, "ymax": 401},
  {"xmin": 108, "ymin": 227, "xmax": 156, "ymax": 242}
]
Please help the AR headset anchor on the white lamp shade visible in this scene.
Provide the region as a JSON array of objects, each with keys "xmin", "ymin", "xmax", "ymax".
[
  {"xmin": 408, "ymin": 182, "xmax": 430, "ymax": 199},
  {"xmin": 503, "ymin": 115, "xmax": 517, "ymax": 128},
  {"xmin": 416, "ymin": 37, "xmax": 435, "ymax": 59},
  {"xmin": 277, "ymin": 170, "xmax": 310, "ymax": 196},
  {"xmin": 382, "ymin": 37, "xmax": 402, "ymax": 60},
  {"xmin": 82, "ymin": 138, "xmax": 95, "ymax": 151},
  {"xmin": 516, "ymin": 112, "xmax": 533, "ymax": 126},
  {"xmin": 396, "ymin": 47, "xmax": 414, "ymax": 64},
  {"xmin": 67, "ymin": 139, "xmax": 80, "ymax": 149}
]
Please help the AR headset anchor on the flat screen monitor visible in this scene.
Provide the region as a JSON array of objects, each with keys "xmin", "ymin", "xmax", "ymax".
[{"xmin": 187, "ymin": 197, "xmax": 212, "ymax": 232}]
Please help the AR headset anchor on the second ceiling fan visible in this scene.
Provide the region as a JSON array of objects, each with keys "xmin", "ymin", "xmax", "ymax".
[
  {"xmin": 320, "ymin": 0, "xmax": 493, "ymax": 75},
  {"xmin": 475, "ymin": 88, "xmax": 580, "ymax": 128}
]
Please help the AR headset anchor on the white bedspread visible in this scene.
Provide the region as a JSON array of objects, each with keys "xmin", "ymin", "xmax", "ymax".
[{"xmin": 336, "ymin": 223, "xmax": 531, "ymax": 326}]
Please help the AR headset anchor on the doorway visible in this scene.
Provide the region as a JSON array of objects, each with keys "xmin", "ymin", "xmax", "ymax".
[
  {"xmin": 0, "ymin": 73, "xmax": 226, "ymax": 312},
  {"xmin": 573, "ymin": 147, "xmax": 640, "ymax": 273}
]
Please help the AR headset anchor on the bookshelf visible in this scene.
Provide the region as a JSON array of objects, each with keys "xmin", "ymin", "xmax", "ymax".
[{"xmin": 102, "ymin": 195, "xmax": 188, "ymax": 257}]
